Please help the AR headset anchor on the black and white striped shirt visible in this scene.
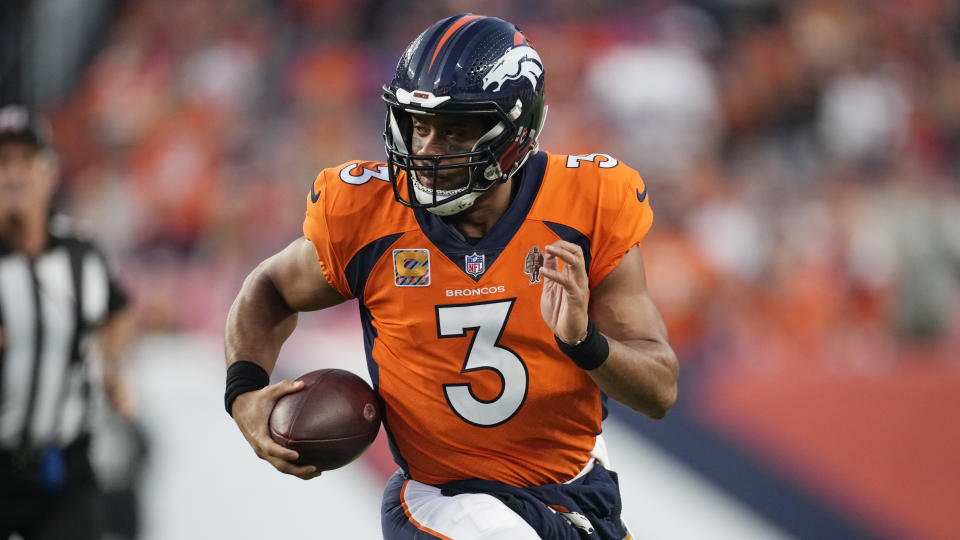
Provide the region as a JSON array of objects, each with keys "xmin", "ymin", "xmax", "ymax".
[{"xmin": 0, "ymin": 216, "xmax": 127, "ymax": 454}]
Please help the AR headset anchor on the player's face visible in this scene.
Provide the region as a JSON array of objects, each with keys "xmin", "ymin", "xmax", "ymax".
[
  {"xmin": 410, "ymin": 113, "xmax": 490, "ymax": 190},
  {"xmin": 0, "ymin": 141, "xmax": 56, "ymax": 223}
]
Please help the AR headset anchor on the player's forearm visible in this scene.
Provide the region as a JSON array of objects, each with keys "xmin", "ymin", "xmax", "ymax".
[
  {"xmin": 224, "ymin": 264, "xmax": 299, "ymax": 374},
  {"xmin": 586, "ymin": 336, "xmax": 678, "ymax": 419}
]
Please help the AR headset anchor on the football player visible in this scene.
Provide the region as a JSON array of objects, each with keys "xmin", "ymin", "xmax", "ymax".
[{"xmin": 225, "ymin": 14, "xmax": 678, "ymax": 540}]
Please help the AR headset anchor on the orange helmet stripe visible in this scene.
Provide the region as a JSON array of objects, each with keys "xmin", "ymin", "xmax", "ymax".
[{"xmin": 428, "ymin": 14, "xmax": 484, "ymax": 73}]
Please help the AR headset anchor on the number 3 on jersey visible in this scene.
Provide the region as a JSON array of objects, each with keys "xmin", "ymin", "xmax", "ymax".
[
  {"xmin": 437, "ymin": 299, "xmax": 529, "ymax": 427},
  {"xmin": 566, "ymin": 153, "xmax": 618, "ymax": 168}
]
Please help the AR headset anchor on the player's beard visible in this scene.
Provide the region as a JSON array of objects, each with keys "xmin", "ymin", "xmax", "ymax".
[
  {"xmin": 411, "ymin": 171, "xmax": 485, "ymax": 216},
  {"xmin": 412, "ymin": 160, "xmax": 471, "ymax": 190},
  {"xmin": 412, "ymin": 172, "xmax": 467, "ymax": 201}
]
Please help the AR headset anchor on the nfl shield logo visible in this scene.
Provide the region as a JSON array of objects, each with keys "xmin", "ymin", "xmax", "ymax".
[{"xmin": 465, "ymin": 252, "xmax": 485, "ymax": 277}]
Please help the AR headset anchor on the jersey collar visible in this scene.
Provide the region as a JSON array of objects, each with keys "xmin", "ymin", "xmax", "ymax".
[{"xmin": 413, "ymin": 151, "xmax": 548, "ymax": 282}]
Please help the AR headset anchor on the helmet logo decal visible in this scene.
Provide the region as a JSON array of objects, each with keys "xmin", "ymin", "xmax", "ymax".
[{"xmin": 482, "ymin": 45, "xmax": 543, "ymax": 93}]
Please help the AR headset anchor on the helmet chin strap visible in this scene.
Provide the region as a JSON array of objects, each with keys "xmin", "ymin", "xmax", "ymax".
[{"xmin": 412, "ymin": 175, "xmax": 484, "ymax": 216}]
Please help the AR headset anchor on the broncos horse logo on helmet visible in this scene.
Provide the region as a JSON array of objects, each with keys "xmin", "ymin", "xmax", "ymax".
[
  {"xmin": 382, "ymin": 14, "xmax": 548, "ymax": 216},
  {"xmin": 483, "ymin": 45, "xmax": 543, "ymax": 93}
]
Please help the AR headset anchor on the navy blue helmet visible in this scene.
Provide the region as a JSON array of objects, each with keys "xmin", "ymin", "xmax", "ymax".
[{"xmin": 383, "ymin": 14, "xmax": 547, "ymax": 215}]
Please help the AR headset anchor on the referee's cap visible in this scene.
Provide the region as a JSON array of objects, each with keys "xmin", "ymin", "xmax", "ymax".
[{"xmin": 0, "ymin": 105, "xmax": 50, "ymax": 149}]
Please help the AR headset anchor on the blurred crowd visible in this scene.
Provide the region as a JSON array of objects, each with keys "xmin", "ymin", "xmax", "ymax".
[{"xmin": 42, "ymin": 0, "xmax": 960, "ymax": 368}]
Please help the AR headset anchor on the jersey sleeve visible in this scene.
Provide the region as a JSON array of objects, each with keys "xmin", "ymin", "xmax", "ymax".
[
  {"xmin": 79, "ymin": 242, "xmax": 129, "ymax": 323},
  {"xmin": 82, "ymin": 243, "xmax": 129, "ymax": 316},
  {"xmin": 302, "ymin": 171, "xmax": 354, "ymax": 299},
  {"xmin": 589, "ymin": 165, "xmax": 653, "ymax": 288},
  {"xmin": 103, "ymin": 252, "xmax": 130, "ymax": 316}
]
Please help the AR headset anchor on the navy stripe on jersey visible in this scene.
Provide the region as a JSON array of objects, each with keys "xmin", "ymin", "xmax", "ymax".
[
  {"xmin": 357, "ymin": 303, "xmax": 379, "ymax": 390},
  {"xmin": 344, "ymin": 233, "xmax": 404, "ymax": 300},
  {"xmin": 414, "ymin": 151, "xmax": 547, "ymax": 282},
  {"xmin": 357, "ymin": 302, "xmax": 409, "ymax": 475},
  {"xmin": 346, "ymin": 233, "xmax": 411, "ymax": 474},
  {"xmin": 544, "ymin": 221, "xmax": 592, "ymax": 276},
  {"xmin": 543, "ymin": 222, "xmax": 604, "ymax": 417}
]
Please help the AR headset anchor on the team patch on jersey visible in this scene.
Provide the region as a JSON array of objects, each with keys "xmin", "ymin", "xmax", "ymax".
[
  {"xmin": 394, "ymin": 249, "xmax": 431, "ymax": 287},
  {"xmin": 465, "ymin": 252, "xmax": 485, "ymax": 277},
  {"xmin": 523, "ymin": 245, "xmax": 544, "ymax": 284}
]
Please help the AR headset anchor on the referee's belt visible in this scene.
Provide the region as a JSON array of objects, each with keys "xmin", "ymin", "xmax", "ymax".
[{"xmin": 0, "ymin": 435, "xmax": 92, "ymax": 491}]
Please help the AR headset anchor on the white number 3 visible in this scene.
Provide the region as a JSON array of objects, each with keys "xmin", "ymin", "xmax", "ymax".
[
  {"xmin": 566, "ymin": 153, "xmax": 618, "ymax": 168},
  {"xmin": 437, "ymin": 300, "xmax": 528, "ymax": 427}
]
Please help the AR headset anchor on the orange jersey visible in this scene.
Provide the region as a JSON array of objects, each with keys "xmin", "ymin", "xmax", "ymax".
[{"xmin": 303, "ymin": 151, "xmax": 652, "ymax": 487}]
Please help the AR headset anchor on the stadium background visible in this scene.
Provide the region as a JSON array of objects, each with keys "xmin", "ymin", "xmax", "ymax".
[{"xmin": 3, "ymin": 0, "xmax": 959, "ymax": 538}]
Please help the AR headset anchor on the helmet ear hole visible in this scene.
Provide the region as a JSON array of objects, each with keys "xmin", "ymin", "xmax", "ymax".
[
  {"xmin": 472, "ymin": 119, "xmax": 506, "ymax": 152},
  {"xmin": 388, "ymin": 107, "xmax": 413, "ymax": 154},
  {"xmin": 483, "ymin": 162, "xmax": 502, "ymax": 181}
]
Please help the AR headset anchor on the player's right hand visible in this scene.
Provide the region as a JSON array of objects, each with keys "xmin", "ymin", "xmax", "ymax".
[{"xmin": 231, "ymin": 379, "xmax": 322, "ymax": 480}]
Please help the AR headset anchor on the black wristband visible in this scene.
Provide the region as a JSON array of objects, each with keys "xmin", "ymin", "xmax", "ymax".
[
  {"xmin": 555, "ymin": 318, "xmax": 609, "ymax": 371},
  {"xmin": 225, "ymin": 361, "xmax": 270, "ymax": 416}
]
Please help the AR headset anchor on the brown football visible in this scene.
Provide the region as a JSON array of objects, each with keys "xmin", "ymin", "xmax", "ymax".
[{"xmin": 268, "ymin": 369, "xmax": 381, "ymax": 471}]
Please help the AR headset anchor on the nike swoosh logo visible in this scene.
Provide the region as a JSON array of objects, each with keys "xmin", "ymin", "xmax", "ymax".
[
  {"xmin": 310, "ymin": 183, "xmax": 321, "ymax": 203},
  {"xmin": 636, "ymin": 187, "xmax": 647, "ymax": 202}
]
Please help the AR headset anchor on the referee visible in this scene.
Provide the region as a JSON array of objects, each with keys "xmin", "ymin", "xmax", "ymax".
[{"xmin": 0, "ymin": 104, "xmax": 134, "ymax": 540}]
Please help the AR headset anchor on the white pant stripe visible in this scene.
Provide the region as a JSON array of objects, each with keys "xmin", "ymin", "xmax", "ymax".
[{"xmin": 400, "ymin": 479, "xmax": 541, "ymax": 540}]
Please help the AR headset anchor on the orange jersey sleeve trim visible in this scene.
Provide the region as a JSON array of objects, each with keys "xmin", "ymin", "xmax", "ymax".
[
  {"xmin": 534, "ymin": 153, "xmax": 654, "ymax": 289},
  {"xmin": 589, "ymin": 169, "xmax": 653, "ymax": 288},
  {"xmin": 303, "ymin": 170, "xmax": 353, "ymax": 298},
  {"xmin": 302, "ymin": 160, "xmax": 419, "ymax": 299}
]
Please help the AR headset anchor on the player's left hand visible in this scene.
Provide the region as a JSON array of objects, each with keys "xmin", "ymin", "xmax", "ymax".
[{"xmin": 539, "ymin": 240, "xmax": 589, "ymax": 344}]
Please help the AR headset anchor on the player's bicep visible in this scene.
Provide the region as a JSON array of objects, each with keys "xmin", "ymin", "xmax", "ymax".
[
  {"xmin": 588, "ymin": 246, "xmax": 668, "ymax": 346},
  {"xmin": 262, "ymin": 237, "xmax": 346, "ymax": 312}
]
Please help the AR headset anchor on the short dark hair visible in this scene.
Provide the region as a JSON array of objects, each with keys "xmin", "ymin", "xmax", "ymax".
[{"xmin": 0, "ymin": 105, "xmax": 49, "ymax": 149}]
